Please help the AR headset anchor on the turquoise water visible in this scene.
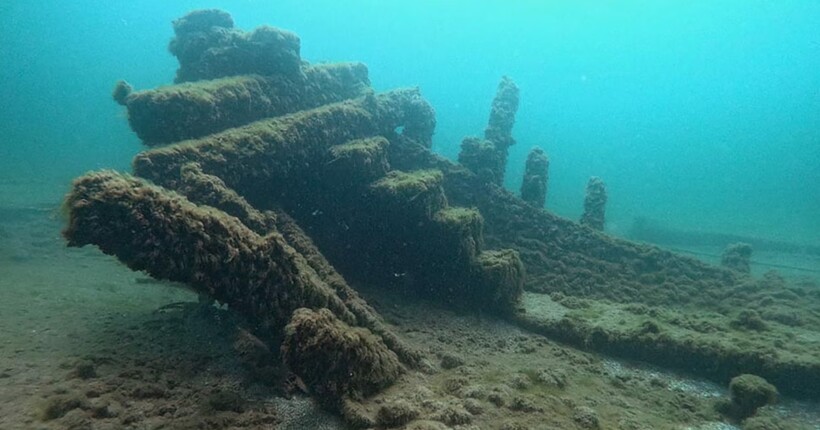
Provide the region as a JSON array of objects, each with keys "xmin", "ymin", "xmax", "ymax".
[{"xmin": 2, "ymin": 1, "xmax": 818, "ymax": 244}]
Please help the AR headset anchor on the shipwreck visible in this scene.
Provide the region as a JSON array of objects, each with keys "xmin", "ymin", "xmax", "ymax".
[{"xmin": 62, "ymin": 9, "xmax": 820, "ymax": 429}]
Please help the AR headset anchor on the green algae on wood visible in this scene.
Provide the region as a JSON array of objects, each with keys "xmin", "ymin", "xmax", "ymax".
[
  {"xmin": 326, "ymin": 136, "xmax": 391, "ymax": 185},
  {"xmin": 580, "ymin": 176, "xmax": 607, "ymax": 231},
  {"xmin": 520, "ymin": 147, "xmax": 549, "ymax": 209},
  {"xmin": 472, "ymin": 249, "xmax": 525, "ymax": 314},
  {"xmin": 158, "ymin": 159, "xmax": 424, "ymax": 367},
  {"xmin": 62, "ymin": 171, "xmax": 356, "ymax": 331},
  {"xmin": 169, "ymin": 9, "xmax": 301, "ymax": 83},
  {"xmin": 458, "ymin": 136, "xmax": 506, "ymax": 185},
  {"xmin": 132, "ymin": 89, "xmax": 435, "ymax": 193},
  {"xmin": 370, "ymin": 169, "xmax": 448, "ymax": 219},
  {"xmin": 514, "ymin": 291, "xmax": 820, "ymax": 398},
  {"xmin": 384, "ymin": 133, "xmax": 820, "ymax": 398},
  {"xmin": 282, "ymin": 308, "xmax": 403, "ymax": 405},
  {"xmin": 122, "ymin": 63, "xmax": 370, "ymax": 145},
  {"xmin": 177, "ymin": 162, "xmax": 277, "ymax": 234}
]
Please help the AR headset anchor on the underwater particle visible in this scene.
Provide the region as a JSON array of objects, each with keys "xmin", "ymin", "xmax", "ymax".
[
  {"xmin": 111, "ymin": 80, "xmax": 133, "ymax": 106},
  {"xmin": 520, "ymin": 146, "xmax": 549, "ymax": 209},
  {"xmin": 281, "ymin": 308, "xmax": 402, "ymax": 402},
  {"xmin": 572, "ymin": 405, "xmax": 601, "ymax": 429},
  {"xmin": 728, "ymin": 374, "xmax": 778, "ymax": 419},
  {"xmin": 730, "ymin": 310, "xmax": 768, "ymax": 332},
  {"xmin": 721, "ymin": 242, "xmax": 753, "ymax": 274},
  {"xmin": 580, "ymin": 177, "xmax": 607, "ymax": 231},
  {"xmin": 375, "ymin": 399, "xmax": 420, "ymax": 428}
]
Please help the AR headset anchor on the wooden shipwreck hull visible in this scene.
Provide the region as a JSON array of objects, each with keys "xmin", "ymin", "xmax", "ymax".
[{"xmin": 64, "ymin": 11, "xmax": 819, "ymax": 421}]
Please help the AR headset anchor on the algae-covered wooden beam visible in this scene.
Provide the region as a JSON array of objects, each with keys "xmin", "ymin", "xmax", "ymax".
[
  {"xmin": 174, "ymin": 162, "xmax": 423, "ymax": 365},
  {"xmin": 176, "ymin": 162, "xmax": 277, "ymax": 234},
  {"xmin": 118, "ymin": 63, "xmax": 371, "ymax": 145},
  {"xmin": 282, "ymin": 308, "xmax": 403, "ymax": 406},
  {"xmin": 514, "ymin": 292, "xmax": 820, "ymax": 398},
  {"xmin": 63, "ymin": 171, "xmax": 367, "ymax": 334},
  {"xmin": 168, "ymin": 9, "xmax": 302, "ymax": 83},
  {"xmin": 270, "ymin": 209, "xmax": 422, "ymax": 366},
  {"xmin": 484, "ymin": 76, "xmax": 520, "ymax": 152},
  {"xmin": 382, "ymin": 136, "xmax": 820, "ymax": 400},
  {"xmin": 458, "ymin": 76, "xmax": 520, "ymax": 186},
  {"xmin": 387, "ymin": 135, "xmax": 739, "ymax": 306},
  {"xmin": 580, "ymin": 176, "xmax": 607, "ymax": 231},
  {"xmin": 62, "ymin": 169, "xmax": 432, "ymax": 410},
  {"xmin": 132, "ymin": 88, "xmax": 436, "ymax": 193},
  {"xmin": 520, "ymin": 146, "xmax": 549, "ymax": 208}
]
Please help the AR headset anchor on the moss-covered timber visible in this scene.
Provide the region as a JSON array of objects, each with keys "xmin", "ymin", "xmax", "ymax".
[
  {"xmin": 129, "ymin": 87, "xmax": 517, "ymax": 313},
  {"xmin": 388, "ymin": 136, "xmax": 739, "ymax": 306},
  {"xmin": 282, "ymin": 308, "xmax": 403, "ymax": 405},
  {"xmin": 458, "ymin": 77, "xmax": 520, "ymax": 186},
  {"xmin": 484, "ymin": 76, "xmax": 520, "ymax": 152},
  {"xmin": 177, "ymin": 162, "xmax": 277, "ymax": 234},
  {"xmin": 67, "ymin": 168, "xmax": 422, "ymax": 360},
  {"xmin": 325, "ymin": 136, "xmax": 391, "ymax": 185},
  {"xmin": 63, "ymin": 171, "xmax": 370, "ymax": 334},
  {"xmin": 520, "ymin": 146, "xmax": 549, "ymax": 208},
  {"xmin": 369, "ymin": 169, "xmax": 448, "ymax": 220},
  {"xmin": 513, "ymin": 292, "xmax": 820, "ymax": 398},
  {"xmin": 340, "ymin": 169, "xmax": 523, "ymax": 313},
  {"xmin": 385, "ymin": 136, "xmax": 820, "ymax": 399},
  {"xmin": 270, "ymin": 208, "xmax": 423, "ymax": 366},
  {"xmin": 122, "ymin": 63, "xmax": 370, "ymax": 145},
  {"xmin": 132, "ymin": 89, "xmax": 435, "ymax": 194},
  {"xmin": 169, "ymin": 9, "xmax": 301, "ymax": 83},
  {"xmin": 580, "ymin": 176, "xmax": 607, "ymax": 231},
  {"xmin": 458, "ymin": 136, "xmax": 505, "ymax": 185}
]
